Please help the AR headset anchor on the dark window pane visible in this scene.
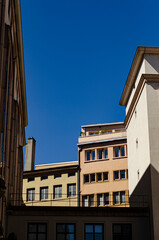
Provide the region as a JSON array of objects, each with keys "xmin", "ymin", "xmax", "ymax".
[
  {"xmin": 85, "ymin": 225, "xmax": 93, "ymax": 233},
  {"xmin": 57, "ymin": 234, "xmax": 65, "ymax": 240},
  {"xmin": 114, "ymin": 171, "xmax": 119, "ymax": 180},
  {"xmin": 57, "ymin": 224, "xmax": 65, "ymax": 233},
  {"xmin": 120, "ymin": 146, "xmax": 125, "ymax": 156},
  {"xmin": 38, "ymin": 224, "xmax": 46, "ymax": 232},
  {"xmin": 28, "ymin": 224, "xmax": 36, "ymax": 232},
  {"xmin": 103, "ymin": 172, "xmax": 108, "ymax": 181},
  {"xmin": 90, "ymin": 174, "xmax": 95, "ymax": 182},
  {"xmin": 95, "ymin": 234, "xmax": 103, "ymax": 240},
  {"xmin": 120, "ymin": 170, "xmax": 125, "ymax": 179},
  {"xmin": 87, "ymin": 151, "xmax": 91, "ymax": 161},
  {"xmin": 95, "ymin": 225, "xmax": 103, "ymax": 233},
  {"xmin": 104, "ymin": 149, "xmax": 108, "ymax": 158},
  {"xmin": 66, "ymin": 224, "xmax": 75, "ymax": 233},
  {"xmin": 66, "ymin": 233, "xmax": 75, "ymax": 240},
  {"xmin": 85, "ymin": 233, "xmax": 94, "ymax": 240},
  {"xmin": 114, "ymin": 147, "xmax": 119, "ymax": 157},
  {"xmin": 28, "ymin": 233, "xmax": 36, "ymax": 240},
  {"xmin": 38, "ymin": 233, "xmax": 46, "ymax": 240},
  {"xmin": 92, "ymin": 151, "xmax": 95, "ymax": 160},
  {"xmin": 97, "ymin": 173, "xmax": 102, "ymax": 182},
  {"xmin": 84, "ymin": 175, "xmax": 89, "ymax": 183},
  {"xmin": 98, "ymin": 150, "xmax": 103, "ymax": 159}
]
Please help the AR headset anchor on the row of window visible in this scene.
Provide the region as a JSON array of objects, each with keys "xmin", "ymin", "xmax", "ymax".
[
  {"xmin": 82, "ymin": 191, "xmax": 127, "ymax": 207},
  {"xmin": 28, "ymin": 172, "xmax": 76, "ymax": 182},
  {"xmin": 28, "ymin": 223, "xmax": 132, "ymax": 240},
  {"xmin": 84, "ymin": 170, "xmax": 128, "ymax": 184},
  {"xmin": 27, "ymin": 184, "xmax": 76, "ymax": 202},
  {"xmin": 86, "ymin": 146, "xmax": 126, "ymax": 161}
]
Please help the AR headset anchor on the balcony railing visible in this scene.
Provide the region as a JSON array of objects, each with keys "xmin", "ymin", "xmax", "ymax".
[{"xmin": 9, "ymin": 193, "xmax": 149, "ymax": 208}]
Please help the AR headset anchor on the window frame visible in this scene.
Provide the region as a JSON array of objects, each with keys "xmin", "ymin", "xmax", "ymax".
[
  {"xmin": 56, "ymin": 223, "xmax": 76, "ymax": 240},
  {"xmin": 27, "ymin": 188, "xmax": 35, "ymax": 202},
  {"xmin": 84, "ymin": 223, "xmax": 104, "ymax": 240},
  {"xmin": 40, "ymin": 186, "xmax": 48, "ymax": 201},
  {"xmin": 53, "ymin": 185, "xmax": 62, "ymax": 199},
  {"xmin": 112, "ymin": 223, "xmax": 132, "ymax": 240},
  {"xmin": 114, "ymin": 145, "xmax": 126, "ymax": 158},
  {"xmin": 27, "ymin": 222, "xmax": 47, "ymax": 240},
  {"xmin": 67, "ymin": 183, "xmax": 76, "ymax": 197}
]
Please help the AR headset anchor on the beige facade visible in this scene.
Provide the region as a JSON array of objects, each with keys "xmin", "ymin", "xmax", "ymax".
[
  {"xmin": 0, "ymin": 0, "xmax": 27, "ymax": 238},
  {"xmin": 120, "ymin": 46, "xmax": 159, "ymax": 240},
  {"xmin": 23, "ymin": 161, "xmax": 78, "ymax": 206},
  {"xmin": 78, "ymin": 123, "xmax": 129, "ymax": 207}
]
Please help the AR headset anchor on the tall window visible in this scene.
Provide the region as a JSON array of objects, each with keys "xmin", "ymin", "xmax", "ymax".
[
  {"xmin": 103, "ymin": 172, "xmax": 108, "ymax": 181},
  {"xmin": 113, "ymin": 192, "xmax": 119, "ymax": 205},
  {"xmin": 57, "ymin": 224, "xmax": 75, "ymax": 240},
  {"xmin": 67, "ymin": 184, "xmax": 76, "ymax": 197},
  {"xmin": 92, "ymin": 150, "xmax": 95, "ymax": 160},
  {"xmin": 53, "ymin": 185, "xmax": 62, "ymax": 199},
  {"xmin": 86, "ymin": 151, "xmax": 91, "ymax": 161},
  {"xmin": 114, "ymin": 147, "xmax": 119, "ymax": 157},
  {"xmin": 85, "ymin": 224, "xmax": 104, "ymax": 240},
  {"xmin": 104, "ymin": 149, "xmax": 108, "ymax": 158},
  {"xmin": 114, "ymin": 146, "xmax": 126, "ymax": 157},
  {"xmin": 84, "ymin": 174, "xmax": 89, "ymax": 183},
  {"xmin": 40, "ymin": 187, "xmax": 48, "ymax": 200},
  {"xmin": 104, "ymin": 193, "xmax": 109, "ymax": 205},
  {"xmin": 98, "ymin": 149, "xmax": 103, "ymax": 159},
  {"xmin": 83, "ymin": 196, "xmax": 88, "ymax": 207},
  {"xmin": 90, "ymin": 173, "xmax": 95, "ymax": 182},
  {"xmin": 27, "ymin": 188, "xmax": 35, "ymax": 202},
  {"xmin": 114, "ymin": 171, "xmax": 119, "ymax": 180},
  {"xmin": 97, "ymin": 194, "xmax": 103, "ymax": 206},
  {"xmin": 120, "ymin": 191, "xmax": 126, "ymax": 204},
  {"xmin": 113, "ymin": 224, "xmax": 132, "ymax": 240},
  {"xmin": 97, "ymin": 173, "xmax": 102, "ymax": 182},
  {"xmin": 89, "ymin": 195, "xmax": 94, "ymax": 207},
  {"xmin": 28, "ymin": 223, "xmax": 47, "ymax": 240},
  {"xmin": 120, "ymin": 170, "xmax": 126, "ymax": 179}
]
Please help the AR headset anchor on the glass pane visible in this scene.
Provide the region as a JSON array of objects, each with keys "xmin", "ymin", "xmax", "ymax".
[
  {"xmin": 97, "ymin": 173, "xmax": 102, "ymax": 182},
  {"xmin": 114, "ymin": 147, "xmax": 119, "ymax": 157},
  {"xmin": 28, "ymin": 224, "xmax": 36, "ymax": 232},
  {"xmin": 57, "ymin": 233, "xmax": 65, "ymax": 240},
  {"xmin": 90, "ymin": 174, "xmax": 95, "ymax": 182},
  {"xmin": 114, "ymin": 171, "xmax": 119, "ymax": 180},
  {"xmin": 98, "ymin": 150, "xmax": 103, "ymax": 159},
  {"xmin": 120, "ymin": 146, "xmax": 125, "ymax": 156},
  {"xmin": 92, "ymin": 151, "xmax": 95, "ymax": 160},
  {"xmin": 123, "ymin": 224, "xmax": 131, "ymax": 234},
  {"xmin": 57, "ymin": 224, "xmax": 65, "ymax": 233},
  {"xmin": 66, "ymin": 224, "xmax": 74, "ymax": 233},
  {"xmin": 84, "ymin": 175, "xmax": 89, "ymax": 183},
  {"xmin": 85, "ymin": 233, "xmax": 93, "ymax": 240},
  {"xmin": 89, "ymin": 195, "xmax": 94, "ymax": 207},
  {"xmin": 87, "ymin": 151, "xmax": 91, "ymax": 160},
  {"xmin": 120, "ymin": 170, "xmax": 125, "ymax": 179},
  {"xmin": 103, "ymin": 172, "xmax": 108, "ymax": 181},
  {"xmin": 120, "ymin": 191, "xmax": 125, "ymax": 203},
  {"xmin": 95, "ymin": 225, "xmax": 103, "ymax": 233},
  {"xmin": 104, "ymin": 149, "xmax": 108, "ymax": 158},
  {"xmin": 83, "ymin": 196, "xmax": 88, "ymax": 207},
  {"xmin": 66, "ymin": 233, "xmax": 75, "ymax": 240},
  {"xmin": 28, "ymin": 233, "xmax": 36, "ymax": 240},
  {"xmin": 113, "ymin": 193, "xmax": 119, "ymax": 204},
  {"xmin": 113, "ymin": 224, "xmax": 121, "ymax": 233},
  {"xmin": 85, "ymin": 224, "xmax": 93, "ymax": 233},
  {"xmin": 38, "ymin": 224, "xmax": 46, "ymax": 232},
  {"xmin": 38, "ymin": 233, "xmax": 46, "ymax": 240},
  {"xmin": 104, "ymin": 193, "xmax": 109, "ymax": 205},
  {"xmin": 95, "ymin": 234, "xmax": 103, "ymax": 240},
  {"xmin": 97, "ymin": 194, "xmax": 103, "ymax": 206}
]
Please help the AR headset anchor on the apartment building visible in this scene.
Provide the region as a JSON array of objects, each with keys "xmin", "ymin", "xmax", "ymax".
[
  {"xmin": 78, "ymin": 122, "xmax": 129, "ymax": 207},
  {"xmin": 0, "ymin": 0, "xmax": 28, "ymax": 238},
  {"xmin": 120, "ymin": 46, "xmax": 159, "ymax": 240}
]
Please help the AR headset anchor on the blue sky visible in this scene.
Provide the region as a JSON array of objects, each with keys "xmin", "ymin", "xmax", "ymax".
[{"xmin": 21, "ymin": 0, "xmax": 159, "ymax": 164}]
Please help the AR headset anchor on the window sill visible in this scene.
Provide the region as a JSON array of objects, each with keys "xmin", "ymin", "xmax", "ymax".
[
  {"xmin": 85, "ymin": 158, "xmax": 109, "ymax": 163},
  {"xmin": 113, "ymin": 156, "xmax": 127, "ymax": 160}
]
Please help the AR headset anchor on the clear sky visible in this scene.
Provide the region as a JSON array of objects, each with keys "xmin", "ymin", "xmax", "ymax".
[{"xmin": 21, "ymin": 0, "xmax": 159, "ymax": 165}]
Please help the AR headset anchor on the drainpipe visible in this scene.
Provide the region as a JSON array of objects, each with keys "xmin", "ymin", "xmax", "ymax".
[{"xmin": 78, "ymin": 147, "xmax": 82, "ymax": 207}]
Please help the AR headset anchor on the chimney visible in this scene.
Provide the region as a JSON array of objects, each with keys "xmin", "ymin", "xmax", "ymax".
[{"xmin": 24, "ymin": 137, "xmax": 36, "ymax": 171}]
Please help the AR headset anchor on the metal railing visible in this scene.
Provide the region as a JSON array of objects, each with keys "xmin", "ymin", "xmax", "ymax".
[{"xmin": 9, "ymin": 193, "xmax": 149, "ymax": 208}]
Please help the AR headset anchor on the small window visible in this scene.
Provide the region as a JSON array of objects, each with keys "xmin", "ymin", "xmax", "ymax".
[
  {"xmin": 113, "ymin": 192, "xmax": 119, "ymax": 205},
  {"xmin": 68, "ymin": 172, "xmax": 76, "ymax": 177},
  {"xmin": 120, "ymin": 191, "xmax": 126, "ymax": 204},
  {"xmin": 103, "ymin": 172, "xmax": 108, "ymax": 181},
  {"xmin": 97, "ymin": 173, "xmax": 102, "ymax": 182},
  {"xmin": 89, "ymin": 195, "xmax": 94, "ymax": 207},
  {"xmin": 67, "ymin": 184, "xmax": 76, "ymax": 197},
  {"xmin": 56, "ymin": 224, "xmax": 75, "ymax": 240},
  {"xmin": 97, "ymin": 194, "xmax": 103, "ymax": 206},
  {"xmin": 83, "ymin": 196, "xmax": 88, "ymax": 207},
  {"xmin": 113, "ymin": 224, "xmax": 132, "ymax": 240},
  {"xmin": 28, "ymin": 177, "xmax": 34, "ymax": 182},
  {"xmin": 27, "ymin": 188, "xmax": 35, "ymax": 202},
  {"xmin": 114, "ymin": 147, "xmax": 119, "ymax": 157},
  {"xmin": 41, "ymin": 176, "xmax": 48, "ymax": 180},
  {"xmin": 85, "ymin": 224, "xmax": 103, "ymax": 240},
  {"xmin": 92, "ymin": 151, "xmax": 95, "ymax": 160},
  {"xmin": 86, "ymin": 151, "xmax": 91, "ymax": 161},
  {"xmin": 28, "ymin": 223, "xmax": 47, "ymax": 240},
  {"xmin": 120, "ymin": 170, "xmax": 126, "ymax": 179},
  {"xmin": 90, "ymin": 173, "xmax": 95, "ymax": 182},
  {"xmin": 104, "ymin": 193, "xmax": 109, "ymax": 205},
  {"xmin": 98, "ymin": 149, "xmax": 103, "ymax": 159},
  {"xmin": 114, "ymin": 171, "xmax": 119, "ymax": 180},
  {"xmin": 104, "ymin": 149, "xmax": 108, "ymax": 158},
  {"xmin": 40, "ymin": 187, "xmax": 48, "ymax": 200},
  {"xmin": 54, "ymin": 173, "xmax": 61, "ymax": 179},
  {"xmin": 120, "ymin": 146, "xmax": 125, "ymax": 156},
  {"xmin": 53, "ymin": 185, "xmax": 62, "ymax": 199},
  {"xmin": 84, "ymin": 174, "xmax": 89, "ymax": 183}
]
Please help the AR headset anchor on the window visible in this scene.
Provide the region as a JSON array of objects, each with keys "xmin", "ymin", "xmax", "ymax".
[
  {"xmin": 98, "ymin": 149, "xmax": 103, "ymax": 159},
  {"xmin": 53, "ymin": 185, "xmax": 62, "ymax": 199},
  {"xmin": 104, "ymin": 193, "xmax": 109, "ymax": 205},
  {"xmin": 40, "ymin": 187, "xmax": 48, "ymax": 200},
  {"xmin": 28, "ymin": 177, "xmax": 34, "ymax": 182},
  {"xmin": 120, "ymin": 191, "xmax": 126, "ymax": 204},
  {"xmin": 27, "ymin": 188, "xmax": 35, "ymax": 202},
  {"xmin": 97, "ymin": 194, "xmax": 103, "ymax": 206},
  {"xmin": 92, "ymin": 150, "xmax": 95, "ymax": 160},
  {"xmin": 114, "ymin": 171, "xmax": 119, "ymax": 180},
  {"xmin": 28, "ymin": 223, "xmax": 47, "ymax": 240},
  {"xmin": 113, "ymin": 192, "xmax": 119, "ymax": 205},
  {"xmin": 57, "ymin": 224, "xmax": 75, "ymax": 240},
  {"xmin": 67, "ymin": 184, "xmax": 76, "ymax": 197},
  {"xmin": 86, "ymin": 151, "xmax": 91, "ymax": 161},
  {"xmin": 83, "ymin": 195, "xmax": 88, "ymax": 207},
  {"xmin": 114, "ymin": 146, "xmax": 126, "ymax": 158},
  {"xmin": 68, "ymin": 172, "xmax": 76, "ymax": 177},
  {"xmin": 104, "ymin": 149, "xmax": 108, "ymax": 158},
  {"xmin": 90, "ymin": 173, "xmax": 95, "ymax": 182},
  {"xmin": 85, "ymin": 224, "xmax": 103, "ymax": 240},
  {"xmin": 41, "ymin": 175, "xmax": 48, "ymax": 180},
  {"xmin": 103, "ymin": 172, "xmax": 108, "ymax": 181},
  {"xmin": 84, "ymin": 174, "xmax": 89, "ymax": 183},
  {"xmin": 120, "ymin": 170, "xmax": 126, "ymax": 179},
  {"xmin": 113, "ymin": 224, "xmax": 132, "ymax": 240},
  {"xmin": 54, "ymin": 173, "xmax": 61, "ymax": 179},
  {"xmin": 89, "ymin": 195, "xmax": 94, "ymax": 207},
  {"xmin": 97, "ymin": 173, "xmax": 102, "ymax": 182}
]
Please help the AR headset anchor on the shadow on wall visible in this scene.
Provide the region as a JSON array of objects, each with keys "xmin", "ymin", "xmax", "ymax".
[{"xmin": 8, "ymin": 232, "xmax": 17, "ymax": 240}]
